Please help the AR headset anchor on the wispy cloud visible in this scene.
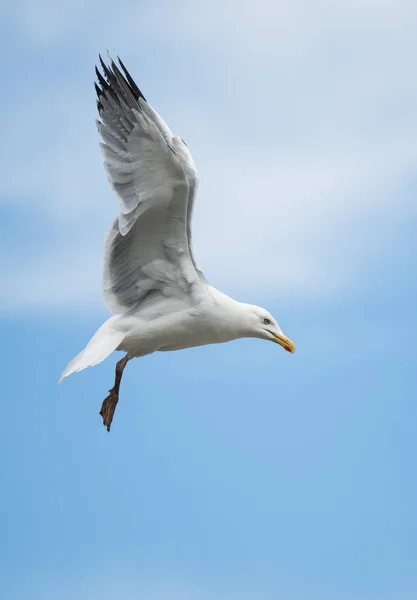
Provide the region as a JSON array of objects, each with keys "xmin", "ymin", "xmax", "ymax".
[{"xmin": 2, "ymin": 0, "xmax": 416, "ymax": 311}]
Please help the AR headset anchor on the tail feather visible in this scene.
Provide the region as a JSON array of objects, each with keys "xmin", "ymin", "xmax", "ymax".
[{"xmin": 59, "ymin": 317, "xmax": 125, "ymax": 383}]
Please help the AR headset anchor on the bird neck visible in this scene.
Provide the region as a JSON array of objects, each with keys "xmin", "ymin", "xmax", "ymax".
[{"xmin": 205, "ymin": 287, "xmax": 253, "ymax": 340}]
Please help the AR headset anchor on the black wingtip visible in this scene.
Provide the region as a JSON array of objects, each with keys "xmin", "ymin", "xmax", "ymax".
[
  {"xmin": 94, "ymin": 81, "xmax": 102, "ymax": 96},
  {"xmin": 99, "ymin": 54, "xmax": 113, "ymax": 83},
  {"xmin": 98, "ymin": 53, "xmax": 106, "ymax": 71},
  {"xmin": 94, "ymin": 82, "xmax": 104, "ymax": 112},
  {"xmin": 95, "ymin": 65, "xmax": 107, "ymax": 89},
  {"xmin": 117, "ymin": 55, "xmax": 147, "ymax": 102},
  {"xmin": 95, "ymin": 53, "xmax": 147, "ymax": 115}
]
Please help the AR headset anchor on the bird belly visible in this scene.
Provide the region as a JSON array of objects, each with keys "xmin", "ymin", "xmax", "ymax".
[
  {"xmin": 157, "ymin": 320, "xmax": 236, "ymax": 352},
  {"xmin": 118, "ymin": 310, "xmax": 236, "ymax": 356}
]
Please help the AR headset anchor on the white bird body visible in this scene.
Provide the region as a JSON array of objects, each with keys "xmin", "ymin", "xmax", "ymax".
[
  {"xmin": 117, "ymin": 288, "xmax": 264, "ymax": 355},
  {"xmin": 60, "ymin": 56, "xmax": 295, "ymax": 430}
]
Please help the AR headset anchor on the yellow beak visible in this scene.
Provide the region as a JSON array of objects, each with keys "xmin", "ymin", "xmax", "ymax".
[{"xmin": 273, "ymin": 333, "xmax": 296, "ymax": 354}]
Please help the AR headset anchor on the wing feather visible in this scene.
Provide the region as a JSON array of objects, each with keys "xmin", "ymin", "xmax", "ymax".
[{"xmin": 95, "ymin": 56, "xmax": 205, "ymax": 314}]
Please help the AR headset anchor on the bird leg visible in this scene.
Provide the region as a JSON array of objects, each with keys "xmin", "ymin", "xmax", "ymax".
[{"xmin": 100, "ymin": 354, "xmax": 130, "ymax": 432}]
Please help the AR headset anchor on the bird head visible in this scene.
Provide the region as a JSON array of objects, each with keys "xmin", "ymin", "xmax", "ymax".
[{"xmin": 243, "ymin": 305, "xmax": 296, "ymax": 353}]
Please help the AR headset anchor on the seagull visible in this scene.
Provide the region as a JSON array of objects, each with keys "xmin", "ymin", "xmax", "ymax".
[{"xmin": 60, "ymin": 55, "xmax": 296, "ymax": 431}]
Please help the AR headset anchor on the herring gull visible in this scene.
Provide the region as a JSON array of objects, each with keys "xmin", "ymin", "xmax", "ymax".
[{"xmin": 60, "ymin": 56, "xmax": 296, "ymax": 431}]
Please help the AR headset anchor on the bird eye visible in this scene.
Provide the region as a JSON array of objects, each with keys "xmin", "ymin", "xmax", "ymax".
[{"xmin": 263, "ymin": 318, "xmax": 271, "ymax": 325}]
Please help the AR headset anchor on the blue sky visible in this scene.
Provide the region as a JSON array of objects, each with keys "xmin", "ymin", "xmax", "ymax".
[{"xmin": 1, "ymin": 1, "xmax": 417, "ymax": 598}]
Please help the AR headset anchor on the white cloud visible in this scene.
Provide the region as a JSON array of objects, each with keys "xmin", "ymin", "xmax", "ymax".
[{"xmin": 2, "ymin": 0, "xmax": 417, "ymax": 311}]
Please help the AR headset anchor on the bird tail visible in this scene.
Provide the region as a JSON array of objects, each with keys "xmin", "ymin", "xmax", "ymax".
[{"xmin": 58, "ymin": 316, "xmax": 125, "ymax": 383}]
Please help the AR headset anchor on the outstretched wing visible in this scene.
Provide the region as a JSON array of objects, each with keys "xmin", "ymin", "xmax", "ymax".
[
  {"xmin": 95, "ymin": 56, "xmax": 205, "ymax": 314},
  {"xmin": 137, "ymin": 95, "xmax": 206, "ymax": 281}
]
